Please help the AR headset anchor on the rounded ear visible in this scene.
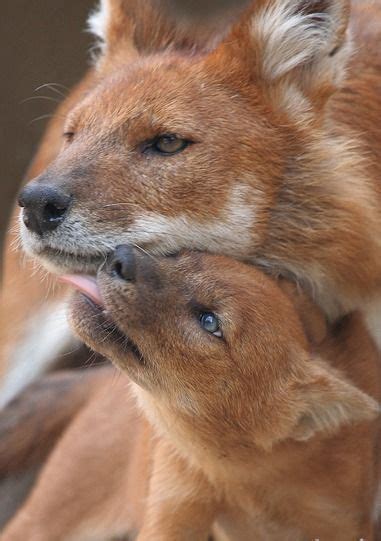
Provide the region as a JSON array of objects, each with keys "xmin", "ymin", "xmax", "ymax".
[{"xmin": 291, "ymin": 362, "xmax": 380, "ymax": 442}]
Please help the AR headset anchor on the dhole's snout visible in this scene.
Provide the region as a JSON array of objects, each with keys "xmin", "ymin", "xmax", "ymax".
[
  {"xmin": 105, "ymin": 245, "xmax": 163, "ymax": 293},
  {"xmin": 107, "ymin": 245, "xmax": 137, "ymax": 282},
  {"xmin": 18, "ymin": 182, "xmax": 72, "ymax": 236}
]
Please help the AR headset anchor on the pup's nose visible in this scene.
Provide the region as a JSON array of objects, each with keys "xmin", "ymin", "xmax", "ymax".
[
  {"xmin": 18, "ymin": 184, "xmax": 72, "ymax": 236},
  {"xmin": 108, "ymin": 245, "xmax": 136, "ymax": 282}
]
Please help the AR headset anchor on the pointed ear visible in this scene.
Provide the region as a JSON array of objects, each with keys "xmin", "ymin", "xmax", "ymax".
[
  {"xmin": 291, "ymin": 363, "xmax": 380, "ymax": 441},
  {"xmin": 221, "ymin": 0, "xmax": 351, "ymax": 103},
  {"xmin": 252, "ymin": 0, "xmax": 350, "ymax": 78},
  {"xmin": 88, "ymin": 0, "xmax": 219, "ymax": 69},
  {"xmin": 87, "ymin": 0, "xmax": 137, "ymax": 64}
]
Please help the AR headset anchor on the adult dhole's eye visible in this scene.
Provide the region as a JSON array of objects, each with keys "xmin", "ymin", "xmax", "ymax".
[
  {"xmin": 63, "ymin": 131, "xmax": 75, "ymax": 143},
  {"xmin": 152, "ymin": 134, "xmax": 190, "ymax": 155},
  {"xmin": 199, "ymin": 312, "xmax": 222, "ymax": 338}
]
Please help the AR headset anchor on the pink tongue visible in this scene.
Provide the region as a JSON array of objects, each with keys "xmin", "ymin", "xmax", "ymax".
[{"xmin": 59, "ymin": 275, "xmax": 104, "ymax": 307}]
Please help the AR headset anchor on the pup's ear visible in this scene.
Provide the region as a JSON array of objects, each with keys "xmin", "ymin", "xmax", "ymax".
[
  {"xmin": 218, "ymin": 0, "xmax": 351, "ymax": 102},
  {"xmin": 291, "ymin": 362, "xmax": 380, "ymax": 441}
]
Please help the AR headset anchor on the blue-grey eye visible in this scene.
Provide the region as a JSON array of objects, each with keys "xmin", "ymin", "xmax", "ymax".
[{"xmin": 199, "ymin": 312, "xmax": 222, "ymax": 338}]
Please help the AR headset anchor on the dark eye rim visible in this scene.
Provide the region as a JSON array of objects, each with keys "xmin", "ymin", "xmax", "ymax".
[
  {"xmin": 63, "ymin": 131, "xmax": 75, "ymax": 143},
  {"xmin": 142, "ymin": 133, "xmax": 193, "ymax": 156}
]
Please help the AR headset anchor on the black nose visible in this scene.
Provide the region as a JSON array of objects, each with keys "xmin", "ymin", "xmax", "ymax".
[
  {"xmin": 18, "ymin": 184, "xmax": 72, "ymax": 236},
  {"xmin": 108, "ymin": 245, "xmax": 136, "ymax": 282}
]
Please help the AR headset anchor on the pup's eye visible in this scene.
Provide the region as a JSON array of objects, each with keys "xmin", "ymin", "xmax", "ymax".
[
  {"xmin": 199, "ymin": 312, "xmax": 222, "ymax": 338},
  {"xmin": 152, "ymin": 134, "xmax": 190, "ymax": 155}
]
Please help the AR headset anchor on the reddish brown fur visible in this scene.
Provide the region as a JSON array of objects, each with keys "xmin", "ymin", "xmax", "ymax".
[
  {"xmin": 14, "ymin": 0, "xmax": 381, "ymax": 314},
  {"xmin": 2, "ymin": 251, "xmax": 381, "ymax": 540},
  {"xmin": 1, "ymin": 0, "xmax": 381, "ymax": 396},
  {"xmin": 0, "ymin": 368, "xmax": 108, "ymax": 477}
]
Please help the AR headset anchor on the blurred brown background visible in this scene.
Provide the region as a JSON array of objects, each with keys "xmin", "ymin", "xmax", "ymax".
[{"xmin": 0, "ymin": 0, "xmax": 94, "ymax": 254}]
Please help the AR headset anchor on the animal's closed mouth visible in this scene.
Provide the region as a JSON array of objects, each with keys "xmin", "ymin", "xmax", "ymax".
[
  {"xmin": 82, "ymin": 294, "xmax": 146, "ymax": 366},
  {"xmin": 43, "ymin": 246, "xmax": 106, "ymax": 263},
  {"xmin": 38, "ymin": 245, "xmax": 109, "ymax": 274}
]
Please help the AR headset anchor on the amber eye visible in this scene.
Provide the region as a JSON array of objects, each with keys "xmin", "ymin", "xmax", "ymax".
[{"xmin": 152, "ymin": 134, "xmax": 190, "ymax": 155}]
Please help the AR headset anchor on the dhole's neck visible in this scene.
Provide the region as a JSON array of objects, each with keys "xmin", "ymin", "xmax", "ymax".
[
  {"xmin": 255, "ymin": 129, "xmax": 381, "ymax": 320},
  {"xmin": 132, "ymin": 382, "xmax": 305, "ymax": 486},
  {"xmin": 252, "ymin": 1, "xmax": 381, "ymax": 320}
]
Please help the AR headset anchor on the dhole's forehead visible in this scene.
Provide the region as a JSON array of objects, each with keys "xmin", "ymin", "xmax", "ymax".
[
  {"xmin": 181, "ymin": 259, "xmax": 302, "ymax": 329},
  {"xmin": 163, "ymin": 254, "xmax": 277, "ymax": 307},
  {"xmin": 67, "ymin": 56, "xmax": 266, "ymax": 137}
]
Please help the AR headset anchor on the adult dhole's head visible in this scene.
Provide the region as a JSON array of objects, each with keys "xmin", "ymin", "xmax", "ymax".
[{"xmin": 20, "ymin": 0, "xmax": 376, "ymax": 316}]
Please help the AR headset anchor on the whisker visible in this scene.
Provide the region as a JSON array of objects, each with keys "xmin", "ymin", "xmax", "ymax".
[
  {"xmin": 101, "ymin": 203, "xmax": 131, "ymax": 208},
  {"xmin": 91, "ymin": 202, "xmax": 143, "ymax": 211},
  {"xmin": 99, "ymin": 252, "xmax": 109, "ymax": 273},
  {"xmin": 132, "ymin": 243, "xmax": 160, "ymax": 263},
  {"xmin": 20, "ymin": 96, "xmax": 61, "ymax": 106},
  {"xmin": 83, "ymin": 351, "xmax": 98, "ymax": 369},
  {"xmin": 34, "ymin": 83, "xmax": 68, "ymax": 98},
  {"xmin": 9, "ymin": 223, "xmax": 22, "ymax": 253},
  {"xmin": 127, "ymin": 229, "xmax": 201, "ymax": 241},
  {"xmin": 28, "ymin": 112, "xmax": 68, "ymax": 126},
  {"xmin": 28, "ymin": 114, "xmax": 55, "ymax": 126}
]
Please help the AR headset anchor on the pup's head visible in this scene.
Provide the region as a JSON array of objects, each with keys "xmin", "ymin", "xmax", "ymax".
[
  {"xmin": 18, "ymin": 0, "xmax": 375, "ymax": 315},
  {"xmin": 67, "ymin": 246, "xmax": 379, "ymax": 455}
]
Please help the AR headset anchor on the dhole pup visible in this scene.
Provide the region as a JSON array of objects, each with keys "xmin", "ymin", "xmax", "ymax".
[
  {"xmin": 2, "ymin": 0, "xmax": 381, "ymax": 402},
  {"xmin": 4, "ymin": 247, "xmax": 380, "ymax": 540}
]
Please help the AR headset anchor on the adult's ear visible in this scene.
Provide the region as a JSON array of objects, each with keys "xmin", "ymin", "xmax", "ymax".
[
  {"xmin": 87, "ymin": 0, "xmax": 138, "ymax": 65},
  {"xmin": 87, "ymin": 0, "xmax": 222, "ymax": 69},
  {"xmin": 291, "ymin": 362, "xmax": 380, "ymax": 442},
  {"xmin": 214, "ymin": 0, "xmax": 351, "ymax": 105}
]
